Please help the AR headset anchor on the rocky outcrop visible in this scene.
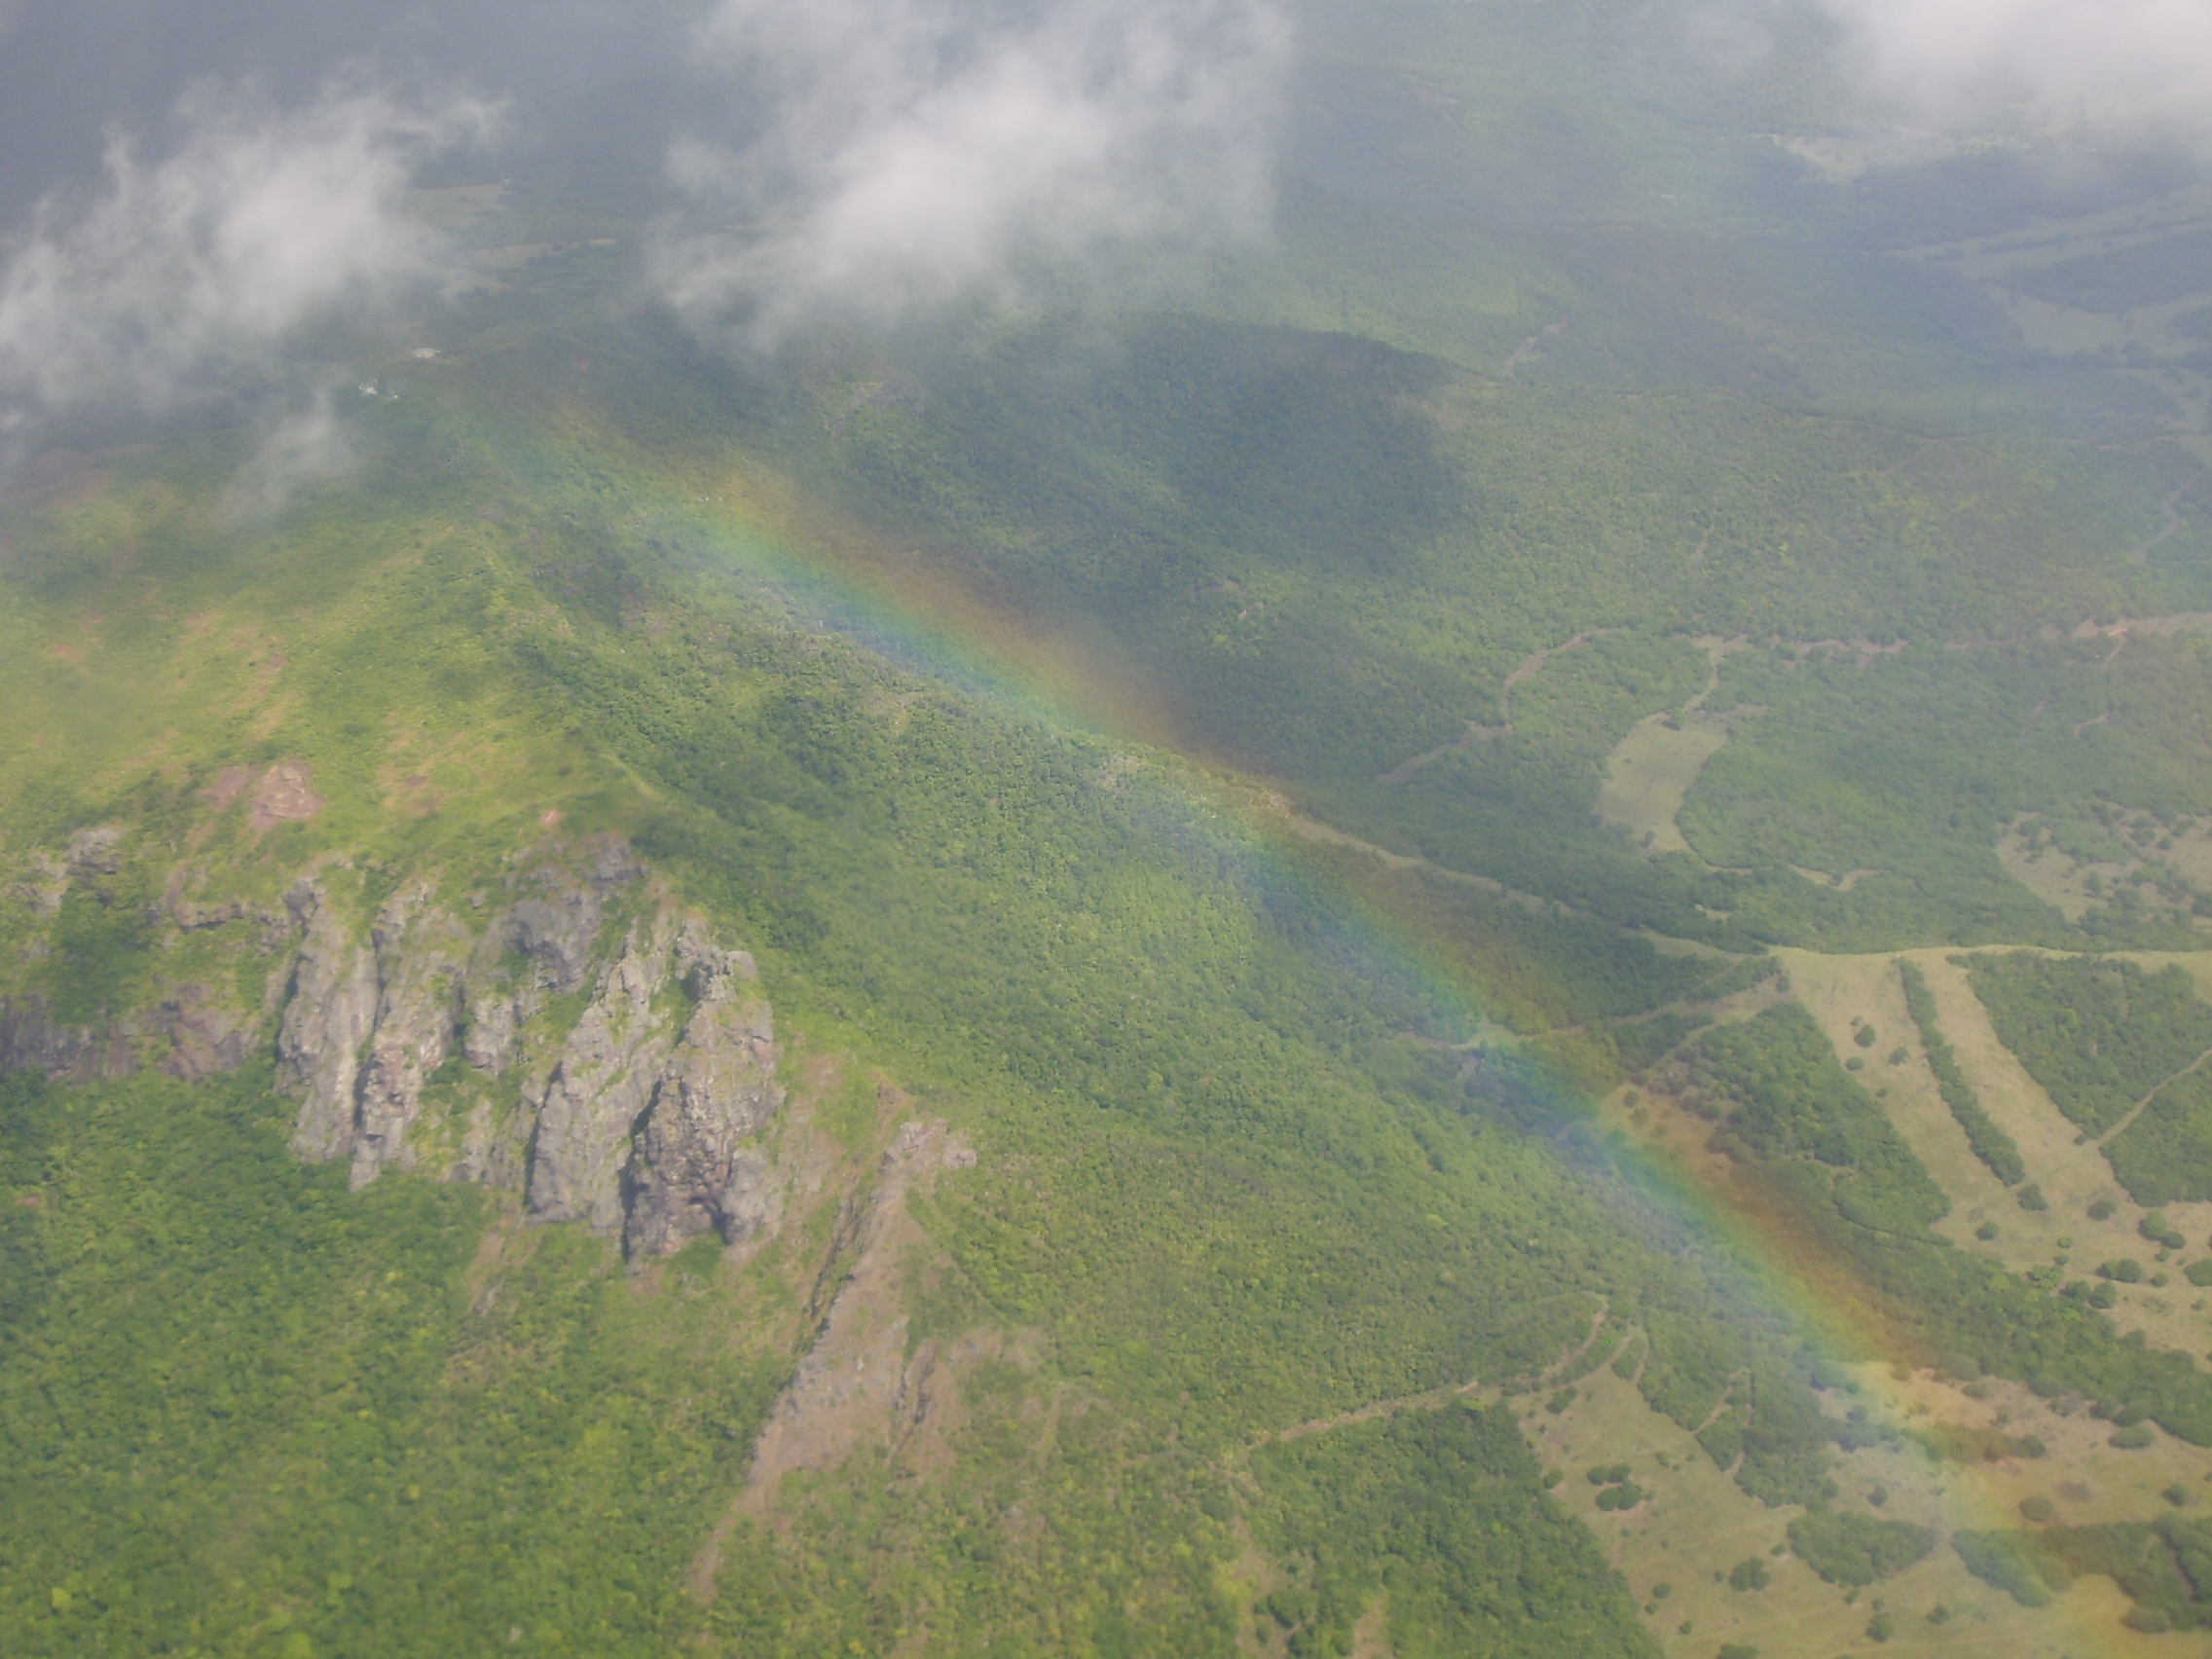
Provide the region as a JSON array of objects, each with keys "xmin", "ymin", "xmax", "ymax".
[
  {"xmin": 0, "ymin": 996, "xmax": 127, "ymax": 1082},
  {"xmin": 155, "ymin": 986, "xmax": 256, "ymax": 1082},
  {"xmin": 276, "ymin": 879, "xmax": 380, "ymax": 1161},
  {"xmin": 274, "ymin": 842, "xmax": 785, "ymax": 1254},
  {"xmin": 727, "ymin": 1118, "xmax": 975, "ymax": 1509},
  {"xmin": 349, "ymin": 883, "xmax": 470, "ymax": 1189},
  {"xmin": 527, "ymin": 917, "xmax": 680, "ymax": 1233},
  {"xmin": 622, "ymin": 925, "xmax": 783, "ymax": 1258},
  {"xmin": 5, "ymin": 824, "xmax": 787, "ymax": 1258},
  {"xmin": 523, "ymin": 914, "xmax": 787, "ymax": 1253}
]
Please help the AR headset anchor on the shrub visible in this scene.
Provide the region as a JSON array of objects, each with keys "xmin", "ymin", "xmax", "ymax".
[
  {"xmin": 1955, "ymin": 1532, "xmax": 2053, "ymax": 1606},
  {"xmin": 2018, "ymin": 1184, "xmax": 2049, "ymax": 1211},
  {"xmin": 1787, "ymin": 1513, "xmax": 1936, "ymax": 1586},
  {"xmin": 2019, "ymin": 1495, "xmax": 2055, "ymax": 1522},
  {"xmin": 2089, "ymin": 1198, "xmax": 2118, "ymax": 1221},
  {"xmin": 1727, "ymin": 1557, "xmax": 1771, "ymax": 1592},
  {"xmin": 2112, "ymin": 1424, "xmax": 2157, "ymax": 1449}
]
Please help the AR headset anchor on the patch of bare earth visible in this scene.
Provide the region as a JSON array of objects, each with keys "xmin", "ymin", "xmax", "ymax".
[{"xmin": 249, "ymin": 760, "xmax": 323, "ymax": 830}]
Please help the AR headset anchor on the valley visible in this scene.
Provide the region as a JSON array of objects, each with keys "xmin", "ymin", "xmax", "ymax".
[{"xmin": 10, "ymin": 0, "xmax": 2212, "ymax": 1653}]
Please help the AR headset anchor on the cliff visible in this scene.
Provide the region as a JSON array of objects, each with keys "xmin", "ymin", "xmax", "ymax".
[{"xmin": 4, "ymin": 813, "xmax": 787, "ymax": 1260}]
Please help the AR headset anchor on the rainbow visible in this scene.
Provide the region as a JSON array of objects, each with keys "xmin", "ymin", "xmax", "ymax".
[{"xmin": 449, "ymin": 364, "xmax": 2157, "ymax": 1653}]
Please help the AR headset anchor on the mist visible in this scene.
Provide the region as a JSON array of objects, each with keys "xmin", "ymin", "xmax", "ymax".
[
  {"xmin": 1813, "ymin": 0, "xmax": 2212, "ymax": 146},
  {"xmin": 0, "ymin": 81, "xmax": 494, "ymax": 491},
  {"xmin": 651, "ymin": 0, "xmax": 1293, "ymax": 348}
]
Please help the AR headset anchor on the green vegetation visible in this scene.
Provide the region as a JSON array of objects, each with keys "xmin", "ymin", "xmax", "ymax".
[
  {"xmin": 15, "ymin": 1, "xmax": 2212, "ymax": 1647},
  {"xmin": 1249, "ymin": 1403, "xmax": 1658, "ymax": 1659},
  {"xmin": 1956, "ymin": 1519, "xmax": 2212, "ymax": 1630},
  {"xmin": 0, "ymin": 1069, "xmax": 779, "ymax": 1656},
  {"xmin": 1968, "ymin": 953, "xmax": 2212, "ymax": 1201},
  {"xmin": 1967, "ymin": 953, "xmax": 2212, "ymax": 1135},
  {"xmin": 2112, "ymin": 1066, "xmax": 2212, "ymax": 1205},
  {"xmin": 1673, "ymin": 1006, "xmax": 2212, "ymax": 1445},
  {"xmin": 0, "ymin": 358, "xmax": 1864, "ymax": 1650},
  {"xmin": 1677, "ymin": 640, "xmax": 2212, "ymax": 951},
  {"xmin": 1786, "ymin": 1514, "xmax": 1936, "ymax": 1586},
  {"xmin": 1896, "ymin": 959, "xmax": 2025, "ymax": 1185}
]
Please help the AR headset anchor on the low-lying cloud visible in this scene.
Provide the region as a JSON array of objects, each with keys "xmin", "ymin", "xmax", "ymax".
[
  {"xmin": 0, "ymin": 80, "xmax": 495, "ymax": 486},
  {"xmin": 654, "ymin": 0, "xmax": 1292, "ymax": 346},
  {"xmin": 1815, "ymin": 0, "xmax": 2212, "ymax": 144}
]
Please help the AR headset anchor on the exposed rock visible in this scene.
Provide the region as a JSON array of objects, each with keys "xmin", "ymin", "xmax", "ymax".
[
  {"xmin": 527, "ymin": 917, "xmax": 681, "ymax": 1233},
  {"xmin": 162, "ymin": 866, "xmax": 261, "ymax": 932},
  {"xmin": 510, "ymin": 891, "xmax": 601, "ymax": 998},
  {"xmin": 276, "ymin": 879, "xmax": 379, "ymax": 1161},
  {"xmin": 0, "ymin": 995, "xmax": 122, "ymax": 1081},
  {"xmin": 349, "ymin": 883, "xmax": 468, "ymax": 1189},
  {"xmin": 156, "ymin": 986, "xmax": 254, "ymax": 1081},
  {"xmin": 249, "ymin": 761, "xmax": 323, "ymax": 830},
  {"xmin": 65, "ymin": 826, "xmax": 126, "ymax": 878},
  {"xmin": 623, "ymin": 924, "xmax": 784, "ymax": 1257},
  {"xmin": 509, "ymin": 839, "xmax": 643, "ymax": 998},
  {"xmin": 7, "ymin": 822, "xmax": 786, "ymax": 1254},
  {"xmin": 452, "ymin": 1095, "xmax": 529, "ymax": 1191},
  {"xmin": 461, "ymin": 977, "xmax": 519, "ymax": 1073},
  {"xmin": 723, "ymin": 1117, "xmax": 976, "ymax": 1517}
]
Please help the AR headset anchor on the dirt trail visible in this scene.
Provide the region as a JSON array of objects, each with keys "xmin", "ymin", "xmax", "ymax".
[
  {"xmin": 1376, "ymin": 632, "xmax": 1612, "ymax": 786},
  {"xmin": 1261, "ymin": 1306, "xmax": 1609, "ymax": 1446},
  {"xmin": 2124, "ymin": 467, "xmax": 2205, "ymax": 562},
  {"xmin": 1277, "ymin": 805, "xmax": 1582, "ymax": 920},
  {"xmin": 2095, "ymin": 1040, "xmax": 2212, "ymax": 1147}
]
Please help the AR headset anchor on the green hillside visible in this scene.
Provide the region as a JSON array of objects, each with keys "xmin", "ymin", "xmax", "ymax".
[{"xmin": 11, "ymin": 1, "xmax": 2212, "ymax": 1655}]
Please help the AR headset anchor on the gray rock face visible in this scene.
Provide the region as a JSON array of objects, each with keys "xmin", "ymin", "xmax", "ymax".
[
  {"xmin": 460, "ymin": 981, "xmax": 518, "ymax": 1074},
  {"xmin": 276, "ymin": 880, "xmax": 379, "ymax": 1161},
  {"xmin": 156, "ymin": 987, "xmax": 254, "ymax": 1081},
  {"xmin": 526, "ymin": 917, "xmax": 677, "ymax": 1233},
  {"xmin": 0, "ymin": 996, "xmax": 123, "ymax": 1081},
  {"xmin": 520, "ymin": 913, "xmax": 790, "ymax": 1255},
  {"xmin": 622, "ymin": 926, "xmax": 784, "ymax": 1257},
  {"xmin": 64, "ymin": 826, "xmax": 125, "ymax": 878},
  {"xmin": 508, "ymin": 840, "xmax": 643, "ymax": 999},
  {"xmin": 9, "ymin": 826, "xmax": 785, "ymax": 1257},
  {"xmin": 349, "ymin": 884, "xmax": 468, "ymax": 1189}
]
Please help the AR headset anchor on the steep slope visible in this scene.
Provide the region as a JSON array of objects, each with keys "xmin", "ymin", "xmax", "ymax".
[{"xmin": 0, "ymin": 382, "xmax": 1724, "ymax": 1656}]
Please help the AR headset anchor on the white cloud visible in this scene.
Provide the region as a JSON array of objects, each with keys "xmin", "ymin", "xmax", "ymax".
[
  {"xmin": 1815, "ymin": 0, "xmax": 2212, "ymax": 142},
  {"xmin": 654, "ymin": 0, "xmax": 1292, "ymax": 345},
  {"xmin": 0, "ymin": 82, "xmax": 497, "ymax": 451}
]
